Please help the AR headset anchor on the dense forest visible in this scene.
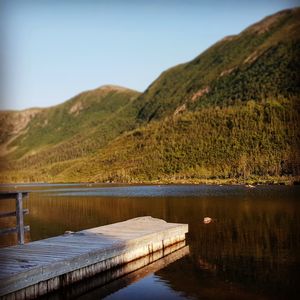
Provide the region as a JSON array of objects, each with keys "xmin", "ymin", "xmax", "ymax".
[{"xmin": 0, "ymin": 8, "xmax": 299, "ymax": 184}]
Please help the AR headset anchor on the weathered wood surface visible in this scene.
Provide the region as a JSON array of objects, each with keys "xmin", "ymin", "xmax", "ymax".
[
  {"xmin": 0, "ymin": 216, "xmax": 188, "ymax": 299},
  {"xmin": 0, "ymin": 192, "xmax": 29, "ymax": 245},
  {"xmin": 16, "ymin": 193, "xmax": 25, "ymax": 244},
  {"xmin": 48, "ymin": 243, "xmax": 189, "ymax": 300}
]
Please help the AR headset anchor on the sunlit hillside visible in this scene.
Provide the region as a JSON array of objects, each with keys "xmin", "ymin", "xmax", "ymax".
[{"xmin": 1, "ymin": 8, "xmax": 299, "ymax": 184}]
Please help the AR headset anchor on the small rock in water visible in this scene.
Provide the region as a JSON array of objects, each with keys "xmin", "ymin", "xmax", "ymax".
[
  {"xmin": 203, "ymin": 217, "xmax": 213, "ymax": 224},
  {"xmin": 245, "ymin": 184, "xmax": 255, "ymax": 188},
  {"xmin": 64, "ymin": 231, "xmax": 74, "ymax": 234}
]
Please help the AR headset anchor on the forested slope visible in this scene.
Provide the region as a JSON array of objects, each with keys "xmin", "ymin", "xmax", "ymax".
[{"xmin": 1, "ymin": 8, "xmax": 299, "ymax": 184}]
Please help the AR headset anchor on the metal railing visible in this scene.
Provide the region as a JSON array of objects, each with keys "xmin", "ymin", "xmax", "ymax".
[{"xmin": 0, "ymin": 192, "xmax": 30, "ymax": 244}]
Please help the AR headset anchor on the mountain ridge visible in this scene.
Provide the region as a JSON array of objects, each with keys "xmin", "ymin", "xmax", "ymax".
[
  {"xmin": 1, "ymin": 7, "xmax": 299, "ymax": 184},
  {"xmin": 0, "ymin": 85, "xmax": 140, "ymax": 159},
  {"xmin": 134, "ymin": 7, "xmax": 300, "ymax": 122}
]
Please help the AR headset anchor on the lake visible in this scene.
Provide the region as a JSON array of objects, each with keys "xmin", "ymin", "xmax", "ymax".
[{"xmin": 0, "ymin": 184, "xmax": 299, "ymax": 299}]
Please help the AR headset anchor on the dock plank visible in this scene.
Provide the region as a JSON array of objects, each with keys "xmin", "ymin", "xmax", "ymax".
[{"xmin": 0, "ymin": 216, "xmax": 188, "ymax": 299}]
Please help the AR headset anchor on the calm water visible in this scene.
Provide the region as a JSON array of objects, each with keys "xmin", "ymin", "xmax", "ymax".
[{"xmin": 0, "ymin": 184, "xmax": 299, "ymax": 299}]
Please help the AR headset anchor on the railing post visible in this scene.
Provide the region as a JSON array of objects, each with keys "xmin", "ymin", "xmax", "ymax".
[{"xmin": 16, "ymin": 192, "xmax": 25, "ymax": 244}]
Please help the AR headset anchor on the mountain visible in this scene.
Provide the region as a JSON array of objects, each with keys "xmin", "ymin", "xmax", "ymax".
[
  {"xmin": 0, "ymin": 86, "xmax": 141, "ymax": 180},
  {"xmin": 1, "ymin": 8, "xmax": 299, "ymax": 184},
  {"xmin": 135, "ymin": 7, "xmax": 300, "ymax": 121}
]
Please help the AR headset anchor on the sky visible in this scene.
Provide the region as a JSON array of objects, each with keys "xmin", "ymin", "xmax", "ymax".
[{"xmin": 0, "ymin": 0, "xmax": 299, "ymax": 110}]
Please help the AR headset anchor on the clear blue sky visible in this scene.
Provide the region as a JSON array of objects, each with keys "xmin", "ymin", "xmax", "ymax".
[{"xmin": 1, "ymin": 0, "xmax": 299, "ymax": 110}]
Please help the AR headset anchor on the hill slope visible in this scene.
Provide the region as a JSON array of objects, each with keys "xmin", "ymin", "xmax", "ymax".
[
  {"xmin": 0, "ymin": 86, "xmax": 140, "ymax": 170},
  {"xmin": 135, "ymin": 8, "xmax": 300, "ymax": 121},
  {"xmin": 0, "ymin": 8, "xmax": 299, "ymax": 184}
]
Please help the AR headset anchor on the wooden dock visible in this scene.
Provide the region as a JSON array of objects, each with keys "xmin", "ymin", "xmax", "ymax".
[
  {"xmin": 0, "ymin": 192, "xmax": 30, "ymax": 245},
  {"xmin": 46, "ymin": 243, "xmax": 189, "ymax": 299},
  {"xmin": 0, "ymin": 216, "xmax": 188, "ymax": 299}
]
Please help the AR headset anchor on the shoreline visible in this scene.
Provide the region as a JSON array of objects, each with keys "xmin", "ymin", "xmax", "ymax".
[{"xmin": 0, "ymin": 177, "xmax": 299, "ymax": 186}]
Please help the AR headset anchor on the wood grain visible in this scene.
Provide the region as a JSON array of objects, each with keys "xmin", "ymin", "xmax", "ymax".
[{"xmin": 0, "ymin": 216, "xmax": 188, "ymax": 299}]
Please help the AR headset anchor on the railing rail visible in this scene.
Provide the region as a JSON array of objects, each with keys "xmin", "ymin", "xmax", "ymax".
[{"xmin": 0, "ymin": 192, "xmax": 30, "ymax": 244}]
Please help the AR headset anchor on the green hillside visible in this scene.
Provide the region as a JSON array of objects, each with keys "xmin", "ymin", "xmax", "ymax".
[
  {"xmin": 7, "ymin": 98, "xmax": 297, "ymax": 184},
  {"xmin": 0, "ymin": 8, "xmax": 299, "ymax": 184},
  {"xmin": 135, "ymin": 8, "xmax": 300, "ymax": 121},
  {"xmin": 0, "ymin": 85, "xmax": 140, "ymax": 165}
]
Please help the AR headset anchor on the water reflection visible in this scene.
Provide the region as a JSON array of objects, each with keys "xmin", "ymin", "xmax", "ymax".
[
  {"xmin": 41, "ymin": 244, "xmax": 189, "ymax": 300},
  {"xmin": 0, "ymin": 184, "xmax": 299, "ymax": 299}
]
